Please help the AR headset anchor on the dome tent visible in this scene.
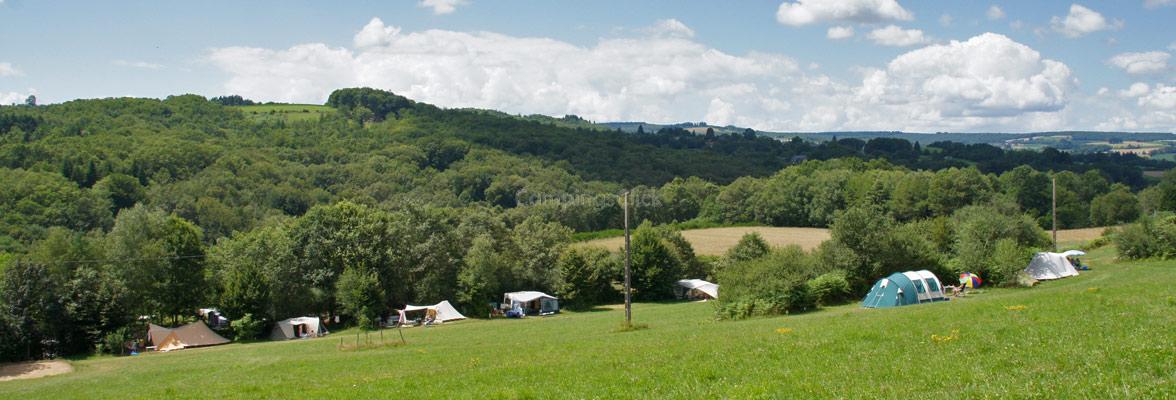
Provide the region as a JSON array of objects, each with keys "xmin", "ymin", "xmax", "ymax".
[
  {"xmin": 861, "ymin": 270, "xmax": 946, "ymax": 308},
  {"xmin": 1024, "ymin": 252, "xmax": 1079, "ymax": 280}
]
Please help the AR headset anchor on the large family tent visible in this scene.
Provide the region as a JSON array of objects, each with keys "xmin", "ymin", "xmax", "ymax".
[
  {"xmin": 271, "ymin": 317, "xmax": 324, "ymax": 340},
  {"xmin": 862, "ymin": 270, "xmax": 946, "ymax": 308},
  {"xmin": 147, "ymin": 322, "xmax": 230, "ymax": 352},
  {"xmin": 504, "ymin": 291, "xmax": 559, "ymax": 315},
  {"xmin": 675, "ymin": 279, "xmax": 719, "ymax": 300},
  {"xmin": 398, "ymin": 300, "xmax": 467, "ymax": 324},
  {"xmin": 1024, "ymin": 252, "xmax": 1079, "ymax": 280}
]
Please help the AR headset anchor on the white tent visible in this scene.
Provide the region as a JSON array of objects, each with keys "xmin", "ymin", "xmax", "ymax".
[
  {"xmin": 504, "ymin": 291, "xmax": 559, "ymax": 315},
  {"xmin": 675, "ymin": 279, "xmax": 719, "ymax": 300},
  {"xmin": 1024, "ymin": 252, "xmax": 1080, "ymax": 280},
  {"xmin": 271, "ymin": 317, "xmax": 323, "ymax": 340},
  {"xmin": 1061, "ymin": 250, "xmax": 1086, "ymax": 257},
  {"xmin": 398, "ymin": 300, "xmax": 467, "ymax": 324}
]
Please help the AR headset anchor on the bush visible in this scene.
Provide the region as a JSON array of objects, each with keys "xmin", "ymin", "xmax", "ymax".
[
  {"xmin": 1115, "ymin": 212, "xmax": 1176, "ymax": 260},
  {"xmin": 988, "ymin": 239, "xmax": 1033, "ymax": 287},
  {"xmin": 807, "ymin": 271, "xmax": 851, "ymax": 306},
  {"xmin": 716, "ymin": 246, "xmax": 818, "ymax": 319},
  {"xmin": 99, "ymin": 326, "xmax": 133, "ymax": 355},
  {"xmin": 231, "ymin": 313, "xmax": 266, "ymax": 341}
]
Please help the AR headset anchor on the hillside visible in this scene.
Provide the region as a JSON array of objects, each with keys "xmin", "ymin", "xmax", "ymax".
[{"xmin": 1, "ymin": 246, "xmax": 1172, "ymax": 398}]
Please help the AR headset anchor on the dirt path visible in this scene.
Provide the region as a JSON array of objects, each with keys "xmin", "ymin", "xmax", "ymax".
[{"xmin": 0, "ymin": 360, "xmax": 73, "ymax": 382}]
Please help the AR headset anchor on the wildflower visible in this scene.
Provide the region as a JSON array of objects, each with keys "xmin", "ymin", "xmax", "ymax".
[
  {"xmin": 1005, "ymin": 305, "xmax": 1027, "ymax": 311},
  {"xmin": 775, "ymin": 328, "xmax": 793, "ymax": 334}
]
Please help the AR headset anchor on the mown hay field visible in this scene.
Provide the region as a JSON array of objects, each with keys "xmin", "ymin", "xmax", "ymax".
[{"xmin": 577, "ymin": 226, "xmax": 1111, "ymax": 256}]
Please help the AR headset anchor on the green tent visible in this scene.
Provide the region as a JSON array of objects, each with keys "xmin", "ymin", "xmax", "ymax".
[{"xmin": 861, "ymin": 270, "xmax": 946, "ymax": 308}]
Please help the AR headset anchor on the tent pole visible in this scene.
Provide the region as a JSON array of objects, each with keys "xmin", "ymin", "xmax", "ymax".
[
  {"xmin": 1052, "ymin": 176, "xmax": 1057, "ymax": 252},
  {"xmin": 623, "ymin": 190, "xmax": 632, "ymax": 327}
]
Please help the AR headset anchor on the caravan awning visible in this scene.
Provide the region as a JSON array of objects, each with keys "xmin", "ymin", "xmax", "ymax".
[
  {"xmin": 504, "ymin": 291, "xmax": 556, "ymax": 303},
  {"xmin": 676, "ymin": 279, "xmax": 719, "ymax": 299}
]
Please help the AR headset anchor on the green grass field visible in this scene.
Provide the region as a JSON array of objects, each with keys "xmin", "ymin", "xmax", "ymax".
[
  {"xmin": 3, "ymin": 246, "xmax": 1174, "ymax": 398},
  {"xmin": 232, "ymin": 104, "xmax": 335, "ymax": 122}
]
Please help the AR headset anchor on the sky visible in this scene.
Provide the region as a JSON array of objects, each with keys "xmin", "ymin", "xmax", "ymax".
[{"xmin": 0, "ymin": 0, "xmax": 1174, "ymax": 132}]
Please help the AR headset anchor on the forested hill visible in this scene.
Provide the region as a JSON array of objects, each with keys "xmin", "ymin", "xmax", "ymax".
[{"xmin": 0, "ymin": 88, "xmax": 1171, "ymax": 252}]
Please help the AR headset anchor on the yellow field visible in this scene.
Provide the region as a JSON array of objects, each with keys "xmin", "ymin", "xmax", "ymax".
[
  {"xmin": 577, "ymin": 226, "xmax": 1114, "ymax": 255},
  {"xmin": 575, "ymin": 226, "xmax": 830, "ymax": 255}
]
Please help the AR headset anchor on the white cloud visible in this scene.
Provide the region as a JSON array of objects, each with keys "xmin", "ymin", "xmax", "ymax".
[
  {"xmin": 210, "ymin": 22, "xmax": 1126, "ymax": 132},
  {"xmin": 1097, "ymin": 87, "xmax": 1109, "ymax": 96},
  {"xmin": 1144, "ymin": 0, "xmax": 1175, "ymax": 8},
  {"xmin": 1137, "ymin": 84, "xmax": 1176, "ymax": 109},
  {"xmin": 0, "ymin": 89, "xmax": 35, "ymax": 105},
  {"xmin": 209, "ymin": 18, "xmax": 812, "ymax": 128},
  {"xmin": 0, "ymin": 62, "xmax": 22, "ymax": 77},
  {"xmin": 1108, "ymin": 51, "xmax": 1170, "ymax": 74},
  {"xmin": 826, "ymin": 26, "xmax": 854, "ymax": 39},
  {"xmin": 1050, "ymin": 4, "xmax": 1110, "ymax": 38},
  {"xmin": 938, "ymin": 14, "xmax": 953, "ymax": 27},
  {"xmin": 112, "ymin": 60, "xmax": 164, "ymax": 70},
  {"xmin": 1120, "ymin": 82, "xmax": 1151, "ymax": 97},
  {"xmin": 986, "ymin": 5, "xmax": 1005, "ymax": 20},
  {"xmin": 866, "ymin": 25, "xmax": 928, "ymax": 47},
  {"xmin": 776, "ymin": 0, "xmax": 912, "ymax": 26},
  {"xmin": 418, "ymin": 0, "xmax": 466, "ymax": 15},
  {"xmin": 647, "ymin": 19, "xmax": 695, "ymax": 38},
  {"xmin": 855, "ymin": 33, "xmax": 1072, "ymax": 123}
]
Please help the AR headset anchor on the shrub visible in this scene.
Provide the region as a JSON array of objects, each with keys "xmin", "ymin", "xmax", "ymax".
[
  {"xmin": 988, "ymin": 239, "xmax": 1033, "ymax": 287},
  {"xmin": 725, "ymin": 232, "xmax": 771, "ymax": 263},
  {"xmin": 1115, "ymin": 212, "xmax": 1176, "ymax": 260},
  {"xmin": 807, "ymin": 270, "xmax": 851, "ymax": 306},
  {"xmin": 231, "ymin": 313, "xmax": 266, "ymax": 341},
  {"xmin": 716, "ymin": 246, "xmax": 818, "ymax": 319},
  {"xmin": 99, "ymin": 326, "xmax": 133, "ymax": 355}
]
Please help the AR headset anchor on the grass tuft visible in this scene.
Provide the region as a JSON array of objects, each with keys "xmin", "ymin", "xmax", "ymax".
[{"xmin": 613, "ymin": 322, "xmax": 650, "ymax": 333}]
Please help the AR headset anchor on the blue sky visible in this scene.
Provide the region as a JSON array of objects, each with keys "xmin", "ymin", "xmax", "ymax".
[{"xmin": 0, "ymin": 0, "xmax": 1173, "ymax": 132}]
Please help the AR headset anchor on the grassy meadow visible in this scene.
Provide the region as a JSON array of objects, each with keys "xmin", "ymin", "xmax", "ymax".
[
  {"xmin": 2, "ymin": 245, "xmax": 1173, "ymax": 398},
  {"xmin": 232, "ymin": 104, "xmax": 335, "ymax": 122}
]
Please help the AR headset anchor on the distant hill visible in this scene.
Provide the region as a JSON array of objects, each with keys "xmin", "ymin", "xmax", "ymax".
[{"xmin": 601, "ymin": 122, "xmax": 1174, "ymax": 145}]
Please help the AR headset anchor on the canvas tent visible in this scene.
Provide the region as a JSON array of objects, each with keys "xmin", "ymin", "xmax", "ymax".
[
  {"xmin": 862, "ymin": 270, "xmax": 946, "ymax": 308},
  {"xmin": 398, "ymin": 300, "xmax": 467, "ymax": 324},
  {"xmin": 1024, "ymin": 252, "xmax": 1079, "ymax": 280},
  {"xmin": 271, "ymin": 317, "xmax": 324, "ymax": 340},
  {"xmin": 147, "ymin": 322, "xmax": 230, "ymax": 352},
  {"xmin": 503, "ymin": 291, "xmax": 559, "ymax": 315},
  {"xmin": 675, "ymin": 279, "xmax": 719, "ymax": 300}
]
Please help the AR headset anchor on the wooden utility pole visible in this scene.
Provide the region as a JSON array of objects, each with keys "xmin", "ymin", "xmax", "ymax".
[
  {"xmin": 1052, "ymin": 176, "xmax": 1058, "ymax": 252},
  {"xmin": 623, "ymin": 190, "xmax": 632, "ymax": 326}
]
